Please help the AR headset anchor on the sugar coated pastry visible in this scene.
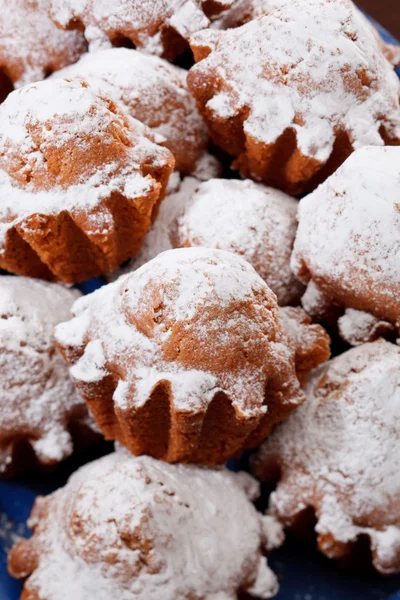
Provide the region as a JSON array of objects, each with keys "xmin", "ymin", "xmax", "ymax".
[
  {"xmin": 0, "ymin": 78, "xmax": 174, "ymax": 283},
  {"xmin": 278, "ymin": 306, "xmax": 330, "ymax": 385},
  {"xmin": 291, "ymin": 146, "xmax": 400, "ymax": 341},
  {"xmin": 52, "ymin": 48, "xmax": 208, "ymax": 175},
  {"xmin": 215, "ymin": 0, "xmax": 400, "ymax": 69},
  {"xmin": 55, "ymin": 247, "xmax": 306, "ymax": 465},
  {"xmin": 0, "ymin": 0, "xmax": 86, "ymax": 91},
  {"xmin": 114, "ymin": 176, "xmax": 201, "ymax": 279},
  {"xmin": 188, "ymin": 0, "xmax": 400, "ymax": 194},
  {"xmin": 9, "ymin": 451, "xmax": 283, "ymax": 599},
  {"xmin": 0, "ymin": 276, "xmax": 98, "ymax": 476},
  {"xmin": 49, "ymin": 0, "xmax": 237, "ymax": 60},
  {"xmin": 253, "ymin": 340, "xmax": 400, "ymax": 574},
  {"xmin": 174, "ymin": 178, "xmax": 304, "ymax": 305}
]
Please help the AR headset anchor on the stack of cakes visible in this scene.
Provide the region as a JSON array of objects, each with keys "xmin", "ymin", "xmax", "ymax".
[{"xmin": 0, "ymin": 0, "xmax": 399, "ymax": 598}]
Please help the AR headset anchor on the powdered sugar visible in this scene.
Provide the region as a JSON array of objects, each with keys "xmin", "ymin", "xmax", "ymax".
[
  {"xmin": 0, "ymin": 78, "xmax": 173, "ymax": 249},
  {"xmin": 338, "ymin": 308, "xmax": 395, "ymax": 346},
  {"xmin": 254, "ymin": 339, "xmax": 400, "ymax": 574},
  {"xmin": 49, "ymin": 0, "xmax": 234, "ymax": 57},
  {"xmin": 292, "ymin": 145, "xmax": 400, "ymax": 329},
  {"xmin": 189, "ymin": 0, "xmax": 400, "ymax": 163},
  {"xmin": 56, "ymin": 247, "xmax": 302, "ymax": 418},
  {"xmin": 0, "ymin": 0, "xmax": 86, "ymax": 88},
  {"xmin": 116, "ymin": 177, "xmax": 202, "ymax": 278},
  {"xmin": 175, "ymin": 178, "xmax": 304, "ymax": 305},
  {"xmin": 13, "ymin": 452, "xmax": 281, "ymax": 599},
  {"xmin": 52, "ymin": 48, "xmax": 208, "ymax": 175},
  {"xmin": 0, "ymin": 276, "xmax": 96, "ymax": 472}
]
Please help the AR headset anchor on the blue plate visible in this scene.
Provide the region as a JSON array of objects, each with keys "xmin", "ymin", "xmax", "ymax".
[{"xmin": 1, "ymin": 17, "xmax": 400, "ymax": 600}]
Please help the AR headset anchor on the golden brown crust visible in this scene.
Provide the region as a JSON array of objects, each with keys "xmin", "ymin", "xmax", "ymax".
[
  {"xmin": 55, "ymin": 248, "xmax": 306, "ymax": 465},
  {"xmin": 0, "ymin": 277, "xmax": 101, "ymax": 477},
  {"xmin": 52, "ymin": 49, "xmax": 209, "ymax": 176},
  {"xmin": 8, "ymin": 453, "xmax": 282, "ymax": 599},
  {"xmin": 253, "ymin": 340, "xmax": 400, "ymax": 574},
  {"xmin": 292, "ymin": 146, "xmax": 400, "ymax": 341},
  {"xmin": 279, "ymin": 306, "xmax": 331, "ymax": 385},
  {"xmin": 187, "ymin": 0, "xmax": 400, "ymax": 195},
  {"xmin": 0, "ymin": 0, "xmax": 87, "ymax": 90},
  {"xmin": 50, "ymin": 0, "xmax": 235, "ymax": 61},
  {"xmin": 0, "ymin": 79, "xmax": 174, "ymax": 283}
]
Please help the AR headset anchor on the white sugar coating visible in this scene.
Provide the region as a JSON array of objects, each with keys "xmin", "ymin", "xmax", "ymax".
[
  {"xmin": 211, "ymin": 0, "xmax": 287, "ymax": 29},
  {"xmin": 20, "ymin": 452, "xmax": 281, "ymax": 600},
  {"xmin": 0, "ymin": 78, "xmax": 173, "ymax": 248},
  {"xmin": 291, "ymin": 146, "xmax": 400, "ymax": 327},
  {"xmin": 213, "ymin": 0, "xmax": 400, "ymax": 72},
  {"xmin": 190, "ymin": 0, "xmax": 400, "ymax": 163},
  {"xmin": 122, "ymin": 177, "xmax": 201, "ymax": 275},
  {"xmin": 255, "ymin": 339, "xmax": 400, "ymax": 574},
  {"xmin": 176, "ymin": 178, "xmax": 304, "ymax": 305},
  {"xmin": 338, "ymin": 308, "xmax": 395, "ymax": 346},
  {"xmin": 0, "ymin": 0, "xmax": 86, "ymax": 88},
  {"xmin": 51, "ymin": 48, "xmax": 208, "ymax": 174},
  {"xmin": 56, "ymin": 247, "xmax": 301, "ymax": 417},
  {"xmin": 0, "ymin": 276, "xmax": 96, "ymax": 472},
  {"xmin": 108, "ymin": 169, "xmax": 222, "ymax": 283},
  {"xmin": 49, "ymin": 0, "xmax": 234, "ymax": 55}
]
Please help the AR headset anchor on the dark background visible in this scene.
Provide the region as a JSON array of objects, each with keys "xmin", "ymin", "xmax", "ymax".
[{"xmin": 358, "ymin": 0, "xmax": 400, "ymax": 38}]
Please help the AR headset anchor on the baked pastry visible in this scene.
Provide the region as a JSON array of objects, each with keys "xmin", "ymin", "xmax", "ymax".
[
  {"xmin": 55, "ymin": 247, "xmax": 306, "ymax": 465},
  {"xmin": 187, "ymin": 0, "xmax": 400, "ymax": 194},
  {"xmin": 112, "ymin": 176, "xmax": 201, "ymax": 279},
  {"xmin": 279, "ymin": 306, "xmax": 330, "ymax": 385},
  {"xmin": 214, "ymin": 0, "xmax": 400, "ymax": 70},
  {"xmin": 252, "ymin": 340, "xmax": 400, "ymax": 574},
  {"xmin": 291, "ymin": 146, "xmax": 400, "ymax": 342},
  {"xmin": 49, "ymin": 0, "xmax": 237, "ymax": 60},
  {"xmin": 0, "ymin": 276, "xmax": 98, "ymax": 476},
  {"xmin": 0, "ymin": 0, "xmax": 86, "ymax": 92},
  {"xmin": 174, "ymin": 178, "xmax": 304, "ymax": 305},
  {"xmin": 0, "ymin": 78, "xmax": 174, "ymax": 283},
  {"xmin": 9, "ymin": 451, "xmax": 283, "ymax": 600},
  {"xmin": 52, "ymin": 48, "xmax": 208, "ymax": 175}
]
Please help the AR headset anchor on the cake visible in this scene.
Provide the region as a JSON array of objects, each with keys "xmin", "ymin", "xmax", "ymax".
[
  {"xmin": 279, "ymin": 306, "xmax": 330, "ymax": 385},
  {"xmin": 0, "ymin": 78, "xmax": 174, "ymax": 283},
  {"xmin": 252, "ymin": 340, "xmax": 400, "ymax": 574},
  {"xmin": 174, "ymin": 178, "xmax": 305, "ymax": 305},
  {"xmin": 291, "ymin": 145, "xmax": 400, "ymax": 343},
  {"xmin": 112, "ymin": 176, "xmax": 202, "ymax": 279},
  {"xmin": 214, "ymin": 0, "xmax": 400, "ymax": 71},
  {"xmin": 8, "ymin": 451, "xmax": 283, "ymax": 599},
  {"xmin": 0, "ymin": 276, "xmax": 98, "ymax": 476},
  {"xmin": 187, "ymin": 0, "xmax": 400, "ymax": 194},
  {"xmin": 52, "ymin": 48, "xmax": 208, "ymax": 175},
  {"xmin": 49, "ymin": 0, "xmax": 237, "ymax": 60},
  {"xmin": 55, "ymin": 247, "xmax": 306, "ymax": 465},
  {"xmin": 0, "ymin": 0, "xmax": 86, "ymax": 93}
]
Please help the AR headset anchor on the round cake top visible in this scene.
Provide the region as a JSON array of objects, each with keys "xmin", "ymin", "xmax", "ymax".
[
  {"xmin": 0, "ymin": 0, "xmax": 86, "ymax": 88},
  {"xmin": 214, "ymin": 0, "xmax": 400, "ymax": 71},
  {"xmin": 0, "ymin": 78, "xmax": 174, "ymax": 247},
  {"xmin": 291, "ymin": 145, "xmax": 400, "ymax": 326},
  {"xmin": 49, "ymin": 0, "xmax": 235, "ymax": 58},
  {"xmin": 254, "ymin": 339, "xmax": 400, "ymax": 574},
  {"xmin": 175, "ymin": 178, "xmax": 304, "ymax": 305},
  {"xmin": 55, "ymin": 247, "xmax": 303, "ymax": 419},
  {"xmin": 188, "ymin": 0, "xmax": 400, "ymax": 164},
  {"xmin": 9, "ymin": 451, "xmax": 282, "ymax": 599},
  {"xmin": 52, "ymin": 48, "xmax": 208, "ymax": 175},
  {"xmin": 0, "ymin": 276, "xmax": 94, "ymax": 471}
]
